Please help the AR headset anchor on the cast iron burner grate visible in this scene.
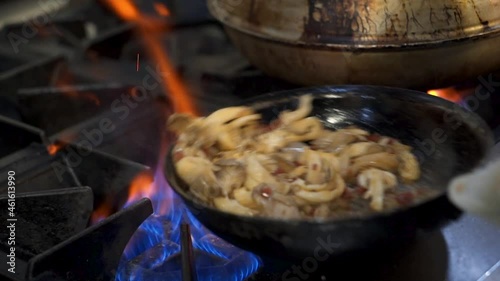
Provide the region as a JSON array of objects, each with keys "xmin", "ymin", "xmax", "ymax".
[{"xmin": 0, "ymin": 1, "xmax": 499, "ymax": 281}]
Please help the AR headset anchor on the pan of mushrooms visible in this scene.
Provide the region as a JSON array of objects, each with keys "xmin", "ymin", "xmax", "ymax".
[{"xmin": 164, "ymin": 85, "xmax": 494, "ymax": 259}]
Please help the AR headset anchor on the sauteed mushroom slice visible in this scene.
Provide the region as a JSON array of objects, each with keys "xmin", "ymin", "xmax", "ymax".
[
  {"xmin": 252, "ymin": 184, "xmax": 302, "ymax": 219},
  {"xmin": 341, "ymin": 127, "xmax": 370, "ymax": 137},
  {"xmin": 176, "ymin": 156, "xmax": 220, "ymax": 202},
  {"xmin": 304, "ymin": 149, "xmax": 326, "ymax": 184},
  {"xmin": 233, "ymin": 188, "xmax": 260, "ymax": 209},
  {"xmin": 349, "ymin": 152, "xmax": 399, "ymax": 179},
  {"xmin": 357, "ymin": 168, "xmax": 397, "ymax": 211},
  {"xmin": 244, "ymin": 155, "xmax": 289, "ymax": 194},
  {"xmin": 166, "ymin": 113, "xmax": 196, "ymax": 134},
  {"xmin": 398, "ymin": 150, "xmax": 421, "ymax": 182},
  {"xmin": 294, "ymin": 174, "xmax": 346, "ymax": 204},
  {"xmin": 213, "ymin": 197, "xmax": 256, "ymax": 216},
  {"xmin": 216, "ymin": 113, "xmax": 262, "ymax": 151},
  {"xmin": 310, "ymin": 130, "xmax": 359, "ymax": 151},
  {"xmin": 271, "ymin": 154, "xmax": 296, "ymax": 174},
  {"xmin": 214, "ymin": 158, "xmax": 246, "ymax": 196},
  {"xmin": 339, "ymin": 142, "xmax": 385, "ymax": 159},
  {"xmin": 279, "ymin": 95, "xmax": 313, "ymax": 125},
  {"xmin": 255, "ymin": 130, "xmax": 291, "ymax": 153},
  {"xmin": 286, "ymin": 117, "xmax": 323, "ymax": 138},
  {"xmin": 204, "ymin": 106, "xmax": 255, "ymax": 126}
]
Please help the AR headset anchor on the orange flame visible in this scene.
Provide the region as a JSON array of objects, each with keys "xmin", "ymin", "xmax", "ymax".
[
  {"xmin": 154, "ymin": 2, "xmax": 171, "ymax": 17},
  {"xmin": 90, "ymin": 171, "xmax": 154, "ymax": 224},
  {"xmin": 427, "ymin": 87, "xmax": 464, "ymax": 103},
  {"xmin": 105, "ymin": 0, "xmax": 141, "ymax": 21},
  {"xmin": 126, "ymin": 171, "xmax": 155, "ymax": 205},
  {"xmin": 103, "ymin": 0, "xmax": 197, "ymax": 115},
  {"xmin": 47, "ymin": 144, "xmax": 62, "ymax": 155},
  {"xmin": 91, "ymin": 199, "xmax": 113, "ymax": 224}
]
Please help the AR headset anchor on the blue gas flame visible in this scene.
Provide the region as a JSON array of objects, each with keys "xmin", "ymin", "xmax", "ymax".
[{"xmin": 116, "ymin": 168, "xmax": 261, "ymax": 281}]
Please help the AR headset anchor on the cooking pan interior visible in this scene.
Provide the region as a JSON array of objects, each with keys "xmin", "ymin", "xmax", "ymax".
[{"xmin": 165, "ymin": 85, "xmax": 494, "ymax": 259}]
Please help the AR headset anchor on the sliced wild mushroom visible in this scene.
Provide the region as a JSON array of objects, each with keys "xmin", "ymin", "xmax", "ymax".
[
  {"xmin": 176, "ymin": 156, "xmax": 220, "ymax": 202},
  {"xmin": 216, "ymin": 127, "xmax": 242, "ymax": 151},
  {"xmin": 214, "ymin": 159, "xmax": 246, "ymax": 196},
  {"xmin": 285, "ymin": 118, "xmax": 323, "ymax": 144},
  {"xmin": 213, "ymin": 197, "xmax": 255, "ymax": 216},
  {"xmin": 255, "ymin": 130, "xmax": 291, "ymax": 153},
  {"xmin": 233, "ymin": 188, "xmax": 260, "ymax": 209},
  {"xmin": 286, "ymin": 117, "xmax": 323, "ymax": 135},
  {"xmin": 279, "ymin": 95, "xmax": 313, "ymax": 125},
  {"xmin": 244, "ymin": 155, "xmax": 289, "ymax": 194},
  {"xmin": 228, "ymin": 114, "xmax": 261, "ymax": 129},
  {"xmin": 251, "ymin": 184, "xmax": 302, "ymax": 219},
  {"xmin": 172, "ymin": 144, "xmax": 208, "ymax": 160},
  {"xmin": 271, "ymin": 154, "xmax": 296, "ymax": 174},
  {"xmin": 204, "ymin": 106, "xmax": 255, "ymax": 126},
  {"xmin": 317, "ymin": 151, "xmax": 341, "ymax": 176},
  {"xmin": 310, "ymin": 131, "xmax": 359, "ymax": 151},
  {"xmin": 398, "ymin": 150, "xmax": 421, "ymax": 182},
  {"xmin": 166, "ymin": 113, "xmax": 196, "ymax": 134},
  {"xmin": 304, "ymin": 149, "xmax": 325, "ymax": 184},
  {"xmin": 357, "ymin": 168, "xmax": 397, "ymax": 211},
  {"xmin": 294, "ymin": 174, "xmax": 346, "ymax": 203},
  {"xmin": 255, "ymin": 154, "xmax": 278, "ymax": 173},
  {"xmin": 338, "ymin": 142, "xmax": 385, "ymax": 159},
  {"xmin": 340, "ymin": 127, "xmax": 370, "ymax": 137},
  {"xmin": 295, "ymin": 189, "xmax": 340, "ymax": 204},
  {"xmin": 217, "ymin": 113, "xmax": 263, "ymax": 151},
  {"xmin": 289, "ymin": 166, "xmax": 307, "ymax": 178},
  {"xmin": 176, "ymin": 118, "xmax": 217, "ymax": 148},
  {"xmin": 349, "ymin": 152, "xmax": 399, "ymax": 178}
]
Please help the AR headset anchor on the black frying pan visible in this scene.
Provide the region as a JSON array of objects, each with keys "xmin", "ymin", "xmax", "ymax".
[{"xmin": 164, "ymin": 85, "xmax": 494, "ymax": 260}]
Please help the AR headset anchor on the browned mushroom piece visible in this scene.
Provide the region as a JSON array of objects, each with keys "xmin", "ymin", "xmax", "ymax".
[
  {"xmin": 357, "ymin": 168, "xmax": 398, "ymax": 211},
  {"xmin": 398, "ymin": 151, "xmax": 421, "ymax": 182},
  {"xmin": 251, "ymin": 183, "xmax": 302, "ymax": 219},
  {"xmin": 279, "ymin": 95, "xmax": 313, "ymax": 125},
  {"xmin": 176, "ymin": 156, "xmax": 221, "ymax": 202},
  {"xmin": 310, "ymin": 131, "xmax": 359, "ymax": 151},
  {"xmin": 213, "ymin": 197, "xmax": 256, "ymax": 216},
  {"xmin": 285, "ymin": 117, "xmax": 324, "ymax": 143},
  {"xmin": 166, "ymin": 113, "xmax": 196, "ymax": 134},
  {"xmin": 214, "ymin": 158, "xmax": 246, "ymax": 196},
  {"xmin": 349, "ymin": 152, "xmax": 400, "ymax": 178},
  {"xmin": 244, "ymin": 155, "xmax": 290, "ymax": 194},
  {"xmin": 338, "ymin": 142, "xmax": 385, "ymax": 159}
]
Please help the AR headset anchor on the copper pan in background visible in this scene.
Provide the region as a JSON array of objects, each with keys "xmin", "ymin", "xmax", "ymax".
[{"xmin": 207, "ymin": 0, "xmax": 500, "ymax": 89}]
